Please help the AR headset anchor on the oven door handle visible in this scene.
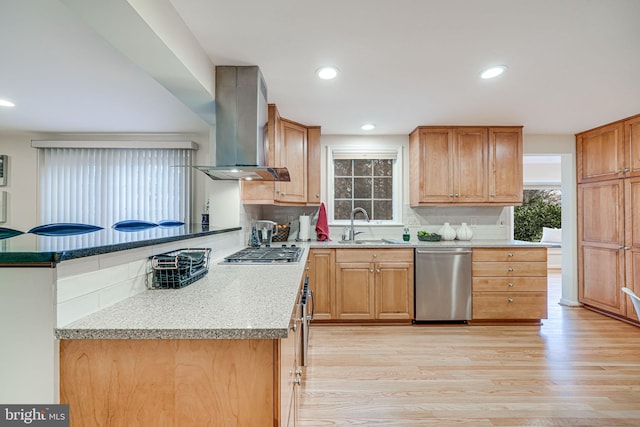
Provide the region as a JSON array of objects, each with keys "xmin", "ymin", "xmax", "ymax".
[{"xmin": 308, "ymin": 289, "xmax": 315, "ymax": 320}]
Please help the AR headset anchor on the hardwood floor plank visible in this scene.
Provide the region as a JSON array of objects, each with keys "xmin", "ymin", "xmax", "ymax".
[{"xmin": 299, "ymin": 272, "xmax": 640, "ymax": 426}]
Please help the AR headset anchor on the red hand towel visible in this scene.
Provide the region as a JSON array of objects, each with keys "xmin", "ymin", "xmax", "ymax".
[{"xmin": 315, "ymin": 203, "xmax": 331, "ymax": 241}]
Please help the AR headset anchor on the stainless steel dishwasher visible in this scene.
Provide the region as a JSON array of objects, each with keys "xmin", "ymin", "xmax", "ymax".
[{"xmin": 414, "ymin": 247, "xmax": 472, "ymax": 322}]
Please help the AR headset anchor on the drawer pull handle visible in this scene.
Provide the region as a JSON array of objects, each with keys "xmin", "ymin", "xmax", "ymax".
[{"xmin": 508, "ymin": 298, "xmax": 513, "ymax": 303}]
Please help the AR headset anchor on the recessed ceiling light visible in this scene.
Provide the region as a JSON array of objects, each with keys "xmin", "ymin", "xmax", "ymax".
[
  {"xmin": 316, "ymin": 66, "xmax": 339, "ymax": 80},
  {"xmin": 360, "ymin": 124, "xmax": 376, "ymax": 131},
  {"xmin": 480, "ymin": 65, "xmax": 507, "ymax": 79},
  {"xmin": 0, "ymin": 99, "xmax": 15, "ymax": 107}
]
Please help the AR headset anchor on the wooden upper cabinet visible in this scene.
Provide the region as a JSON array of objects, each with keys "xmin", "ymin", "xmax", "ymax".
[
  {"xmin": 453, "ymin": 127, "xmax": 488, "ymax": 203},
  {"xmin": 410, "ymin": 127, "xmax": 454, "ymax": 204},
  {"xmin": 276, "ymin": 119, "xmax": 307, "ymax": 204},
  {"xmin": 410, "ymin": 126, "xmax": 520, "ymax": 206},
  {"xmin": 307, "ymin": 126, "xmax": 322, "ymax": 205},
  {"xmin": 626, "ymin": 116, "xmax": 640, "ymax": 178},
  {"xmin": 488, "ymin": 127, "xmax": 523, "ymax": 204},
  {"xmin": 241, "ymin": 104, "xmax": 321, "ymax": 205},
  {"xmin": 577, "ymin": 121, "xmax": 625, "ymax": 183}
]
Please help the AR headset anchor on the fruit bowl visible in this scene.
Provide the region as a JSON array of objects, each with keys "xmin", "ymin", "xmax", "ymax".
[{"xmin": 417, "ymin": 232, "xmax": 441, "ymax": 242}]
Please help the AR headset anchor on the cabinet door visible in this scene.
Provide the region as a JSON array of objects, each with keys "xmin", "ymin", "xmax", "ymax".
[
  {"xmin": 578, "ymin": 180, "xmax": 625, "ymax": 314},
  {"xmin": 336, "ymin": 263, "xmax": 375, "ymax": 320},
  {"xmin": 624, "ymin": 177, "xmax": 640, "ymax": 320},
  {"xmin": 414, "ymin": 128, "xmax": 454, "ymax": 203},
  {"xmin": 276, "ymin": 119, "xmax": 307, "ymax": 203},
  {"xmin": 307, "ymin": 249, "xmax": 336, "ymax": 321},
  {"xmin": 306, "ymin": 126, "xmax": 322, "ymax": 205},
  {"xmin": 488, "ymin": 127, "xmax": 523, "ymax": 204},
  {"xmin": 375, "ymin": 261, "xmax": 414, "ymax": 320},
  {"xmin": 625, "ymin": 116, "xmax": 640, "ymax": 178},
  {"xmin": 453, "ymin": 128, "xmax": 488, "ymax": 203},
  {"xmin": 577, "ymin": 122, "xmax": 625, "ymax": 183},
  {"xmin": 241, "ymin": 104, "xmax": 279, "ymax": 203}
]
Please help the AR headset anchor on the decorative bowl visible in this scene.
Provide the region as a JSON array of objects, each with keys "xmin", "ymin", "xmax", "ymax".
[{"xmin": 417, "ymin": 232, "xmax": 441, "ymax": 242}]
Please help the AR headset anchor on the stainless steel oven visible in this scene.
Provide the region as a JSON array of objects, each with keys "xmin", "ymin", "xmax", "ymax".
[{"xmin": 300, "ymin": 275, "xmax": 314, "ymax": 366}]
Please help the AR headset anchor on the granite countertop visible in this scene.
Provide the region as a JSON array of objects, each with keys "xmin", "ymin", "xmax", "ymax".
[
  {"xmin": 0, "ymin": 224, "xmax": 241, "ymax": 265},
  {"xmin": 55, "ymin": 247, "xmax": 308, "ymax": 340},
  {"xmin": 310, "ymin": 239, "xmax": 550, "ymax": 248}
]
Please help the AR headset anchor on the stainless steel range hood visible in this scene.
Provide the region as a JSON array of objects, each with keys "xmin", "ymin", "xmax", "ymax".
[{"xmin": 194, "ymin": 66, "xmax": 290, "ymax": 181}]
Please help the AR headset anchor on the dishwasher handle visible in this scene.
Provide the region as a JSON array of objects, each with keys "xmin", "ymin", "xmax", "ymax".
[{"xmin": 416, "ymin": 250, "xmax": 472, "ymax": 255}]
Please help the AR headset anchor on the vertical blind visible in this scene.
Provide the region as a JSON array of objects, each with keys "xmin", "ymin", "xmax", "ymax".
[{"xmin": 39, "ymin": 147, "xmax": 191, "ymax": 229}]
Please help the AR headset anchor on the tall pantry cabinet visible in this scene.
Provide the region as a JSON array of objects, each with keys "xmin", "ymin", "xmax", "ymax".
[{"xmin": 577, "ymin": 114, "xmax": 640, "ymax": 322}]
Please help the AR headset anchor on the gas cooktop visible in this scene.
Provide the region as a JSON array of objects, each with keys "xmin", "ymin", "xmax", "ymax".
[{"xmin": 222, "ymin": 245, "xmax": 304, "ymax": 264}]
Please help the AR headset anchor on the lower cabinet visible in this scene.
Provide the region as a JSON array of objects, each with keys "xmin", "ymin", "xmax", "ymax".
[
  {"xmin": 308, "ymin": 248, "xmax": 414, "ymax": 322},
  {"xmin": 280, "ymin": 294, "xmax": 302, "ymax": 427},
  {"xmin": 471, "ymin": 247, "xmax": 548, "ymax": 322}
]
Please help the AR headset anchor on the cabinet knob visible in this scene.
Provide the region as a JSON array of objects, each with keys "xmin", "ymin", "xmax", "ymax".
[
  {"xmin": 370, "ymin": 269, "xmax": 374, "ymax": 273},
  {"xmin": 281, "ymin": 192, "xmax": 287, "ymax": 196},
  {"xmin": 291, "ymin": 323, "xmax": 297, "ymax": 332},
  {"xmin": 449, "ymin": 193, "xmax": 454, "ymax": 197},
  {"xmin": 376, "ymin": 269, "xmax": 380, "ymax": 273},
  {"xmin": 293, "ymin": 378, "xmax": 302, "ymax": 385},
  {"xmin": 508, "ymin": 253, "xmax": 513, "ymax": 257},
  {"xmin": 373, "ymin": 253, "xmax": 377, "ymax": 258},
  {"xmin": 455, "ymin": 193, "xmax": 459, "ymax": 197},
  {"xmin": 508, "ymin": 282, "xmax": 513, "ymax": 287},
  {"xmin": 295, "ymin": 369, "xmax": 303, "ymax": 376},
  {"xmin": 508, "ymin": 298, "xmax": 513, "ymax": 303},
  {"xmin": 624, "ymin": 168, "xmax": 631, "ymax": 172},
  {"xmin": 305, "ymin": 267, "xmax": 310, "ymax": 270},
  {"xmin": 316, "ymin": 193, "xmax": 320, "ymax": 198},
  {"xmin": 618, "ymin": 245, "xmax": 625, "ymax": 249},
  {"xmin": 617, "ymin": 168, "xmax": 623, "ymax": 173},
  {"xmin": 489, "ymin": 194, "xmax": 496, "ymax": 197},
  {"xmin": 508, "ymin": 267, "xmax": 514, "ymax": 272},
  {"xmin": 625, "ymin": 246, "xmax": 631, "ymax": 250}
]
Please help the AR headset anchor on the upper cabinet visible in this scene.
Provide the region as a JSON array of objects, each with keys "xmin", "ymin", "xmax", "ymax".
[
  {"xmin": 409, "ymin": 126, "xmax": 522, "ymax": 206},
  {"xmin": 489, "ymin": 127, "xmax": 523, "ymax": 204},
  {"xmin": 241, "ymin": 104, "xmax": 321, "ymax": 206},
  {"xmin": 576, "ymin": 115, "xmax": 640, "ymax": 183}
]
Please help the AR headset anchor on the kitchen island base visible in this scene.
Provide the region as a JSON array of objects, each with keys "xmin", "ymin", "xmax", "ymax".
[{"xmin": 60, "ymin": 338, "xmax": 291, "ymax": 426}]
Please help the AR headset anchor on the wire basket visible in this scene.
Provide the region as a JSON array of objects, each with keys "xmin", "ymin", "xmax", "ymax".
[{"xmin": 148, "ymin": 248, "xmax": 211, "ymax": 289}]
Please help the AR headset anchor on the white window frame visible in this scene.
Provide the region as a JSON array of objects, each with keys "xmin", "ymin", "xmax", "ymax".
[{"xmin": 327, "ymin": 146, "xmax": 403, "ymax": 226}]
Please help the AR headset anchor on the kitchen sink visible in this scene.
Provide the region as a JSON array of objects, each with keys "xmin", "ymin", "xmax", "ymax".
[{"xmin": 337, "ymin": 239, "xmax": 408, "ymax": 245}]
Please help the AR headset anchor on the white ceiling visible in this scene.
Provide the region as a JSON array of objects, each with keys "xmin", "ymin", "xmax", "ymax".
[{"xmin": 1, "ymin": 0, "xmax": 639, "ymax": 136}]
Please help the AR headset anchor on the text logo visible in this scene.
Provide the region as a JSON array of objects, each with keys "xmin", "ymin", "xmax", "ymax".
[{"xmin": 0, "ymin": 405, "xmax": 68, "ymax": 426}]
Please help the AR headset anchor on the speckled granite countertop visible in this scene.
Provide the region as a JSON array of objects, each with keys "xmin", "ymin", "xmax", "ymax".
[
  {"xmin": 55, "ymin": 247, "xmax": 308, "ymax": 340},
  {"xmin": 310, "ymin": 239, "xmax": 550, "ymax": 248}
]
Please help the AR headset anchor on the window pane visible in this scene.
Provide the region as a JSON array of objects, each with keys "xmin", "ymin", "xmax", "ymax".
[
  {"xmin": 354, "ymin": 159, "xmax": 372, "ymax": 176},
  {"xmin": 374, "ymin": 200, "xmax": 393, "ymax": 220},
  {"xmin": 353, "ymin": 200, "xmax": 372, "ymax": 218},
  {"xmin": 334, "ymin": 178, "xmax": 353, "ymax": 198},
  {"xmin": 334, "ymin": 200, "xmax": 353, "ymax": 220},
  {"xmin": 373, "ymin": 177, "xmax": 393, "ymax": 199},
  {"xmin": 374, "ymin": 159, "xmax": 393, "ymax": 176},
  {"xmin": 354, "ymin": 178, "xmax": 372, "ymax": 198},
  {"xmin": 334, "ymin": 159, "xmax": 352, "ymax": 176}
]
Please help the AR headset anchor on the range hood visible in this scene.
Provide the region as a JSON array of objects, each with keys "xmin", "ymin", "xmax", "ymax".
[{"xmin": 194, "ymin": 66, "xmax": 290, "ymax": 181}]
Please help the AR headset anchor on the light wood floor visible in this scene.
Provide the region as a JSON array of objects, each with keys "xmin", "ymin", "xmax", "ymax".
[{"xmin": 299, "ymin": 272, "xmax": 640, "ymax": 426}]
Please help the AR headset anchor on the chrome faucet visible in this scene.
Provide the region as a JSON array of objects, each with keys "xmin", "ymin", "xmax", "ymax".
[{"xmin": 348, "ymin": 207, "xmax": 370, "ymax": 240}]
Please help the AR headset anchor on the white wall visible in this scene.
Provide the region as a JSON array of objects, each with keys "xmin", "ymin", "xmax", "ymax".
[{"xmin": 0, "ymin": 132, "xmax": 40, "ymax": 230}]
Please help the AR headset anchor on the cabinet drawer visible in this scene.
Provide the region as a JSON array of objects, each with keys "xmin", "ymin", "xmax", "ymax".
[
  {"xmin": 336, "ymin": 249, "xmax": 413, "ymax": 263},
  {"xmin": 472, "ymin": 248, "xmax": 547, "ymax": 262},
  {"xmin": 472, "ymin": 292, "xmax": 548, "ymax": 319},
  {"xmin": 472, "ymin": 262, "xmax": 547, "ymax": 277},
  {"xmin": 472, "ymin": 277, "xmax": 547, "ymax": 292}
]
